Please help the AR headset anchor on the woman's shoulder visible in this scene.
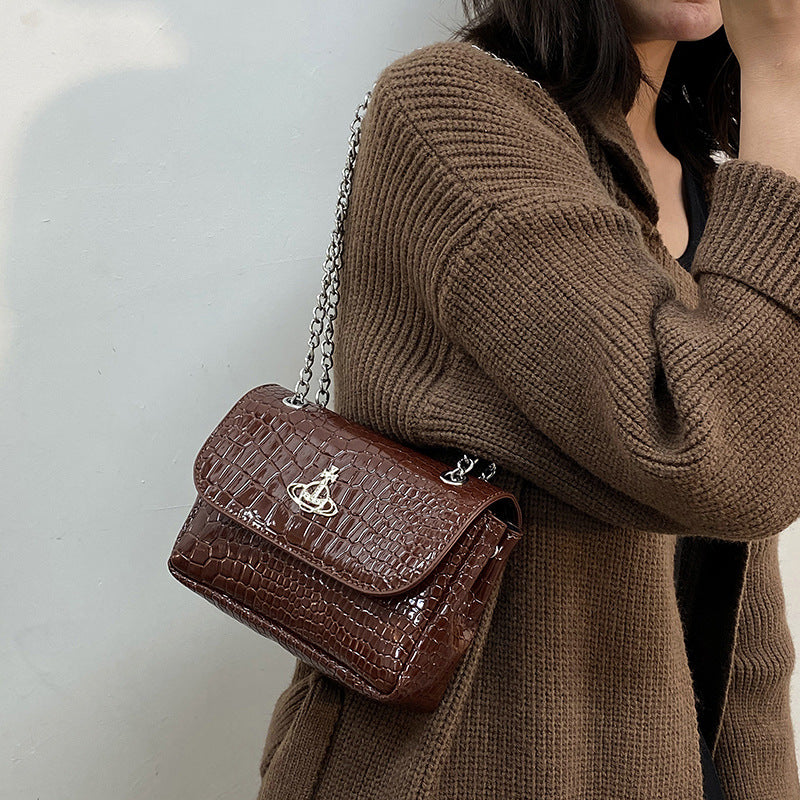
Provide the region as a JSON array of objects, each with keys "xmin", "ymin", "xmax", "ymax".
[
  {"xmin": 364, "ymin": 40, "xmax": 605, "ymax": 209},
  {"xmin": 378, "ymin": 40, "xmax": 533, "ymax": 92},
  {"xmin": 374, "ymin": 39, "xmax": 570, "ymax": 131},
  {"xmin": 379, "ymin": 39, "xmax": 509, "ymax": 82}
]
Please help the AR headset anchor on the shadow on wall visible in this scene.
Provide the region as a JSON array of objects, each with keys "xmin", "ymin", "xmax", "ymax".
[{"xmin": 1, "ymin": 2, "xmax": 461, "ymax": 799}]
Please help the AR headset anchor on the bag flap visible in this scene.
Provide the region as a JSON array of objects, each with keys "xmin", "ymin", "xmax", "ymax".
[{"xmin": 192, "ymin": 383, "xmax": 522, "ymax": 597}]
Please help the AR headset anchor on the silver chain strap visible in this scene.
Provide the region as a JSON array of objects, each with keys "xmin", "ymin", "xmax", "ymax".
[
  {"xmin": 281, "ymin": 44, "xmax": 539, "ymax": 486},
  {"xmin": 284, "ymin": 90, "xmax": 370, "ymax": 412}
]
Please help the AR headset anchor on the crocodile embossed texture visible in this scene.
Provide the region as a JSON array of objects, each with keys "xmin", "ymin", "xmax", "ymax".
[{"xmin": 168, "ymin": 383, "xmax": 524, "ymax": 711}]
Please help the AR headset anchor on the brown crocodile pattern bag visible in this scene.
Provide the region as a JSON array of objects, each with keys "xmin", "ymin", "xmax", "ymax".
[{"xmin": 167, "ymin": 76, "xmax": 524, "ymax": 713}]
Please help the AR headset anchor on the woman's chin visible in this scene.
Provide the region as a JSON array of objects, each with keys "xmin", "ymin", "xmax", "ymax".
[{"xmin": 663, "ymin": 1, "xmax": 724, "ymax": 41}]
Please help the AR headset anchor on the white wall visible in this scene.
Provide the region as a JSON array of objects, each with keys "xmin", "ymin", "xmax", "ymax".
[
  {"xmin": 1, "ymin": 3, "xmax": 799, "ymax": 799},
  {"xmin": 0, "ymin": 2, "xmax": 465, "ymax": 798}
]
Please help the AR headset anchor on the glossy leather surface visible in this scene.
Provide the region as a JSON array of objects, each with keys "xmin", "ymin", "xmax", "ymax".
[{"xmin": 168, "ymin": 383, "xmax": 523, "ymax": 711}]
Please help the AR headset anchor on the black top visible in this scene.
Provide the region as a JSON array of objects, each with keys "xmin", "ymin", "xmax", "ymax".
[
  {"xmin": 676, "ymin": 161, "xmax": 709, "ymax": 272},
  {"xmin": 672, "ymin": 160, "xmax": 726, "ymax": 800}
]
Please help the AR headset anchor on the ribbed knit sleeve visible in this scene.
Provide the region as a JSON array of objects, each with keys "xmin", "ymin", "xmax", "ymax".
[
  {"xmin": 362, "ymin": 42, "xmax": 800, "ymax": 541},
  {"xmin": 712, "ymin": 535, "xmax": 800, "ymax": 800}
]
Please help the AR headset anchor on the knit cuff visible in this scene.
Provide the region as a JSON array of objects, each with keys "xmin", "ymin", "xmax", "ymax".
[{"xmin": 692, "ymin": 158, "xmax": 800, "ymax": 317}]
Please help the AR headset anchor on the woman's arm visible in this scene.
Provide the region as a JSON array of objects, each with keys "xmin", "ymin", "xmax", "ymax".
[
  {"xmin": 436, "ymin": 175, "xmax": 800, "ymax": 541},
  {"xmin": 739, "ymin": 65, "xmax": 800, "ymax": 178},
  {"xmin": 359, "ymin": 43, "xmax": 800, "ymax": 541},
  {"xmin": 721, "ymin": 0, "xmax": 800, "ymax": 182}
]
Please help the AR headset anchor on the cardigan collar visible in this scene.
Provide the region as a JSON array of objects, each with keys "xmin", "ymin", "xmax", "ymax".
[
  {"xmin": 567, "ymin": 95, "xmax": 718, "ymax": 230},
  {"xmin": 568, "ymin": 98, "xmax": 662, "ymax": 227}
]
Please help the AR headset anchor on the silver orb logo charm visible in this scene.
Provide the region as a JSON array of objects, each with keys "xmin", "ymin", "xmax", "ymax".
[{"xmin": 286, "ymin": 463, "xmax": 341, "ymax": 517}]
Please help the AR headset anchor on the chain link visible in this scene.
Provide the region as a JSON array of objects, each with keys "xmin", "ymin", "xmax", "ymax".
[{"xmin": 284, "ymin": 46, "xmax": 542, "ymax": 484}]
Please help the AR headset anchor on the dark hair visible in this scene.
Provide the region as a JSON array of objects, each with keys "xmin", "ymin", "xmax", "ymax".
[{"xmin": 451, "ymin": 0, "xmax": 740, "ymax": 179}]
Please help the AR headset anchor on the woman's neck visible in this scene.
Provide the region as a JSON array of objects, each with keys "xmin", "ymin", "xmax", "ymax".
[{"xmin": 626, "ymin": 39, "xmax": 678, "ymax": 152}]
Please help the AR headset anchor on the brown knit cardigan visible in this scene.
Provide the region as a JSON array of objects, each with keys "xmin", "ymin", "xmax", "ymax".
[{"xmin": 256, "ymin": 40, "xmax": 800, "ymax": 800}]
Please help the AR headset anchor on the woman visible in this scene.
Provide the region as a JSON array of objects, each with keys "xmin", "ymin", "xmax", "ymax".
[{"xmin": 257, "ymin": 1, "xmax": 800, "ymax": 798}]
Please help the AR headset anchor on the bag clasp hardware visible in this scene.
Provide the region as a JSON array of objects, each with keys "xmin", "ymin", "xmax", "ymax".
[{"xmin": 287, "ymin": 464, "xmax": 341, "ymax": 516}]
